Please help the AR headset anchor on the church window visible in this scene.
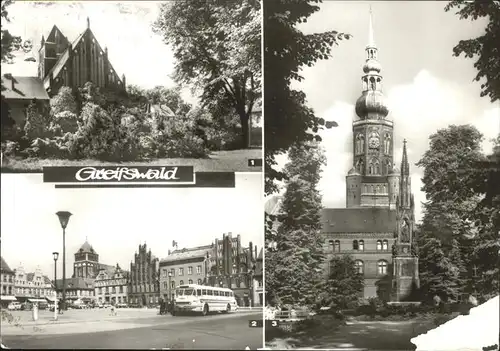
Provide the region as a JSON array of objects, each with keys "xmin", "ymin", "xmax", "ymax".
[
  {"xmin": 370, "ymin": 77, "xmax": 376, "ymax": 90},
  {"xmin": 368, "ymin": 163, "xmax": 374, "ymax": 175},
  {"xmin": 354, "ymin": 260, "xmax": 364, "ymax": 274},
  {"xmin": 358, "ymin": 240, "xmax": 364, "ymax": 251},
  {"xmin": 374, "ymin": 160, "xmax": 380, "ymax": 174},
  {"xmin": 377, "ymin": 260, "xmax": 388, "ymax": 275},
  {"xmin": 376, "ymin": 240, "xmax": 382, "ymax": 250},
  {"xmin": 334, "ymin": 240, "xmax": 340, "ymax": 252},
  {"xmin": 357, "ymin": 159, "xmax": 364, "ymax": 173},
  {"xmin": 355, "ymin": 134, "xmax": 365, "ymax": 154},
  {"xmin": 352, "ymin": 240, "xmax": 359, "ymax": 250},
  {"xmin": 328, "ymin": 240, "xmax": 334, "ymax": 251},
  {"xmin": 382, "ymin": 240, "xmax": 388, "ymax": 250}
]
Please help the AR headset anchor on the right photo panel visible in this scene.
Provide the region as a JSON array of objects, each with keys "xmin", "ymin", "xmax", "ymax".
[{"xmin": 264, "ymin": 1, "xmax": 500, "ymax": 350}]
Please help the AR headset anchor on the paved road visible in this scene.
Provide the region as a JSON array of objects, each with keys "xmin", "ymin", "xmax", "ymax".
[{"xmin": 1, "ymin": 312, "xmax": 263, "ymax": 349}]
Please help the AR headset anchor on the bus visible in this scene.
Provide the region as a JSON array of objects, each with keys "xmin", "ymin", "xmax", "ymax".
[{"xmin": 172, "ymin": 284, "xmax": 238, "ymax": 316}]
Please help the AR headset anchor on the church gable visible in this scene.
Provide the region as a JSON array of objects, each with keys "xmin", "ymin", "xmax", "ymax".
[{"xmin": 39, "ymin": 18, "xmax": 125, "ymax": 96}]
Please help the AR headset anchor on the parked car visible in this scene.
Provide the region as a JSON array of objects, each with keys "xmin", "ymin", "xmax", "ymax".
[
  {"xmin": 116, "ymin": 303, "xmax": 128, "ymax": 308},
  {"xmin": 7, "ymin": 302, "xmax": 21, "ymax": 311}
]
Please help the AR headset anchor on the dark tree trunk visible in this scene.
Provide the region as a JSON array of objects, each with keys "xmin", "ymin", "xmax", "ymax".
[{"xmin": 241, "ymin": 114, "xmax": 249, "ymax": 149}]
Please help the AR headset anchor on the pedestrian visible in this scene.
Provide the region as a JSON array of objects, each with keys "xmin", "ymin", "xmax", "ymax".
[{"xmin": 110, "ymin": 304, "xmax": 116, "ymax": 316}]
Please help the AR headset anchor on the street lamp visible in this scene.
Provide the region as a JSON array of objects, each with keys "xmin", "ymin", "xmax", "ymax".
[
  {"xmin": 168, "ymin": 271, "xmax": 172, "ymax": 301},
  {"xmin": 56, "ymin": 211, "xmax": 72, "ymax": 311},
  {"xmin": 52, "ymin": 252, "xmax": 59, "ymax": 320}
]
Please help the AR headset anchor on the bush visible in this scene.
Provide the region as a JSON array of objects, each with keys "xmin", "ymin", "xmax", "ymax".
[
  {"xmin": 50, "ymin": 111, "xmax": 79, "ymax": 135},
  {"xmin": 1, "ymin": 141, "xmax": 20, "ymax": 157}
]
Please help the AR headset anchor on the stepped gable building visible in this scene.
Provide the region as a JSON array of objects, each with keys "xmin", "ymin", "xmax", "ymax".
[
  {"xmin": 38, "ymin": 17, "xmax": 126, "ymax": 97},
  {"xmin": 94, "ymin": 264, "xmax": 129, "ymax": 305},
  {"xmin": 128, "ymin": 243, "xmax": 160, "ymax": 307},
  {"xmin": 207, "ymin": 233, "xmax": 258, "ymax": 307},
  {"xmin": 13, "ymin": 264, "xmax": 55, "ymax": 303},
  {"xmin": 159, "ymin": 245, "xmax": 212, "ymax": 301},
  {"xmin": 321, "ymin": 9, "xmax": 419, "ymax": 301}
]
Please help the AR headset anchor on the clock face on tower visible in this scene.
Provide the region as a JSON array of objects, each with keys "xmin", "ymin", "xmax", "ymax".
[{"xmin": 369, "ymin": 133, "xmax": 380, "ymax": 149}]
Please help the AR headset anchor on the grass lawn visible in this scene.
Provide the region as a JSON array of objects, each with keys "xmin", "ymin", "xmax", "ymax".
[
  {"xmin": 266, "ymin": 315, "xmax": 451, "ymax": 350},
  {"xmin": 1, "ymin": 149, "xmax": 262, "ymax": 173}
]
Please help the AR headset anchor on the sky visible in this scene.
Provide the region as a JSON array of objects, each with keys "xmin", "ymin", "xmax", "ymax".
[
  {"xmin": 273, "ymin": 1, "xmax": 500, "ymax": 222},
  {"xmin": 0, "ymin": 173, "xmax": 263, "ymax": 281},
  {"xmin": 2, "ymin": 1, "xmax": 198, "ymax": 105}
]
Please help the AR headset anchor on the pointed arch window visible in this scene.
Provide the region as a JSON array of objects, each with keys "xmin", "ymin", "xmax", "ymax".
[
  {"xmin": 377, "ymin": 260, "xmax": 388, "ymax": 275},
  {"xmin": 368, "ymin": 161, "xmax": 374, "ymax": 175},
  {"xmin": 382, "ymin": 240, "xmax": 389, "ymax": 251},
  {"xmin": 356, "ymin": 159, "xmax": 364, "ymax": 173},
  {"xmin": 356, "ymin": 134, "xmax": 365, "ymax": 154},
  {"xmin": 376, "ymin": 240, "xmax": 382, "ymax": 250},
  {"xmin": 384, "ymin": 134, "xmax": 391, "ymax": 154},
  {"xmin": 374, "ymin": 160, "xmax": 380, "ymax": 174},
  {"xmin": 370, "ymin": 77, "xmax": 376, "ymax": 90},
  {"xmin": 355, "ymin": 260, "xmax": 364, "ymax": 274}
]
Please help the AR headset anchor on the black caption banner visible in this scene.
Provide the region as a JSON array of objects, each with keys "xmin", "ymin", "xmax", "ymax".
[{"xmin": 43, "ymin": 166, "xmax": 235, "ymax": 188}]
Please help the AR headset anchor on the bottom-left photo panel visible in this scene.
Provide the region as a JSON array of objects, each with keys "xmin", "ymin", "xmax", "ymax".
[{"xmin": 0, "ymin": 172, "xmax": 264, "ymax": 350}]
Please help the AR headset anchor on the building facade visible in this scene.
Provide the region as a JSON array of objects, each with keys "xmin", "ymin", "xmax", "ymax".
[
  {"xmin": 321, "ymin": 11, "xmax": 418, "ymax": 301},
  {"xmin": 38, "ymin": 17, "xmax": 126, "ymax": 97},
  {"xmin": 1, "ymin": 74, "xmax": 50, "ymax": 129},
  {"xmin": 253, "ymin": 248, "xmax": 264, "ymax": 307},
  {"xmin": 159, "ymin": 245, "xmax": 211, "ymax": 301},
  {"xmin": 128, "ymin": 243, "xmax": 160, "ymax": 307},
  {"xmin": 94, "ymin": 264, "xmax": 129, "ymax": 305},
  {"xmin": 13, "ymin": 264, "xmax": 55, "ymax": 303},
  {"xmin": 0, "ymin": 257, "xmax": 16, "ymax": 307},
  {"xmin": 207, "ymin": 233, "xmax": 257, "ymax": 307},
  {"xmin": 54, "ymin": 239, "xmax": 118, "ymax": 305}
]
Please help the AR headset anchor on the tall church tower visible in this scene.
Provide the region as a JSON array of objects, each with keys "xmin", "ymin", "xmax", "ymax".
[
  {"xmin": 346, "ymin": 8, "xmax": 395, "ymax": 208},
  {"xmin": 73, "ymin": 238, "xmax": 99, "ymax": 279}
]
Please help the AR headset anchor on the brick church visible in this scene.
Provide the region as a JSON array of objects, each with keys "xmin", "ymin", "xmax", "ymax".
[
  {"xmin": 321, "ymin": 10, "xmax": 419, "ymax": 302},
  {"xmin": 38, "ymin": 17, "xmax": 126, "ymax": 96},
  {"xmin": 265, "ymin": 11, "xmax": 420, "ymax": 302}
]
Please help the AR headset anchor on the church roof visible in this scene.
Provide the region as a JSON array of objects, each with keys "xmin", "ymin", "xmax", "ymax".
[
  {"xmin": 321, "ymin": 208, "xmax": 397, "ymax": 233},
  {"xmin": 1, "ymin": 75, "xmax": 50, "ymax": 101},
  {"xmin": 0, "ymin": 257, "xmax": 14, "ymax": 274},
  {"xmin": 77, "ymin": 240, "xmax": 95, "ymax": 253}
]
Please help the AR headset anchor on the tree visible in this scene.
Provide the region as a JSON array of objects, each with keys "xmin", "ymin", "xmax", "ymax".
[
  {"xmin": 445, "ymin": 1, "xmax": 500, "ymax": 102},
  {"xmin": 153, "ymin": 0, "xmax": 261, "ymax": 148},
  {"xmin": 50, "ymin": 87, "xmax": 79, "ymax": 135},
  {"xmin": 264, "ymin": 0, "xmax": 351, "ymax": 194},
  {"xmin": 1, "ymin": 0, "xmax": 21, "ymax": 65},
  {"xmin": 317, "ymin": 255, "xmax": 364, "ymax": 310},
  {"xmin": 416, "ymin": 125, "xmax": 488, "ymax": 302},
  {"xmin": 265, "ymin": 142, "xmax": 326, "ymax": 307},
  {"xmin": 23, "ymin": 100, "xmax": 51, "ymax": 140},
  {"xmin": 467, "ymin": 135, "xmax": 500, "ymax": 300}
]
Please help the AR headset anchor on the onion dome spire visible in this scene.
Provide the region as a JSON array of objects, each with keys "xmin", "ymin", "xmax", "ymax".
[{"xmin": 355, "ymin": 6, "xmax": 389, "ymax": 120}]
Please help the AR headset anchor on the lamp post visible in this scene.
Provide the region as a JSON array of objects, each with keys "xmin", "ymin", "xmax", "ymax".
[
  {"xmin": 56, "ymin": 211, "xmax": 72, "ymax": 311},
  {"xmin": 52, "ymin": 251, "xmax": 59, "ymax": 320},
  {"xmin": 168, "ymin": 271, "xmax": 172, "ymax": 301}
]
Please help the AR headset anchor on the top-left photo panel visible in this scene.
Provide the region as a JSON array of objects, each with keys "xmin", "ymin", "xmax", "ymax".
[{"xmin": 1, "ymin": 0, "xmax": 262, "ymax": 173}]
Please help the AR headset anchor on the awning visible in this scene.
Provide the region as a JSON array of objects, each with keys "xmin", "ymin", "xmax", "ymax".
[
  {"xmin": 28, "ymin": 299, "xmax": 47, "ymax": 303},
  {"xmin": 45, "ymin": 296, "xmax": 56, "ymax": 302},
  {"xmin": 0, "ymin": 296, "xmax": 17, "ymax": 301}
]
